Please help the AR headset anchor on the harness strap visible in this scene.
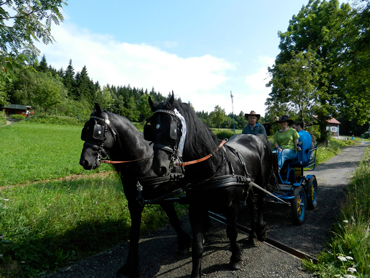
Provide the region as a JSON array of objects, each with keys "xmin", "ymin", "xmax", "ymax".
[
  {"xmin": 175, "ymin": 140, "xmax": 227, "ymax": 167},
  {"xmin": 101, "ymin": 156, "xmax": 153, "ymax": 164}
]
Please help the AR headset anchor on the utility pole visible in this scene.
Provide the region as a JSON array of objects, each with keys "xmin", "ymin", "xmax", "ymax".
[{"xmin": 230, "ymin": 91, "xmax": 235, "ymax": 134}]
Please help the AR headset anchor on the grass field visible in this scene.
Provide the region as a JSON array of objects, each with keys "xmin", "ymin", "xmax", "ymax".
[{"xmin": 0, "ymin": 121, "xmax": 111, "ymax": 186}]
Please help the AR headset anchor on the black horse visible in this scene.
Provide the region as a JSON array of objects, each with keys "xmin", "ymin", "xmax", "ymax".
[
  {"xmin": 79, "ymin": 103, "xmax": 191, "ymax": 277},
  {"xmin": 144, "ymin": 93, "xmax": 277, "ymax": 278}
]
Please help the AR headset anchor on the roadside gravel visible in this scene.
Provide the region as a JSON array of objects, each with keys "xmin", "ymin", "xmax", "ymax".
[{"xmin": 45, "ymin": 141, "xmax": 370, "ymax": 278}]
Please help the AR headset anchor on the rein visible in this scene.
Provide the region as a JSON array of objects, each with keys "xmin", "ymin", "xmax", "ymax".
[
  {"xmin": 101, "ymin": 156, "xmax": 153, "ymax": 164},
  {"xmin": 174, "ymin": 140, "xmax": 227, "ymax": 167}
]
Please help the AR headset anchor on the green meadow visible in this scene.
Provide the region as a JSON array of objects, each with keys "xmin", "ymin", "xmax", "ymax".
[{"xmin": 0, "ymin": 121, "xmax": 110, "ymax": 186}]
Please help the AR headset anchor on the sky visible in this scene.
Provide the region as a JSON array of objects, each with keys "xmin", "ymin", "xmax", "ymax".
[{"xmin": 37, "ymin": 0, "xmax": 350, "ymax": 116}]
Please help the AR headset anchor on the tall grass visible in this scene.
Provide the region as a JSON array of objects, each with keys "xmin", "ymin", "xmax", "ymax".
[
  {"xmin": 0, "ymin": 175, "xmax": 186, "ymax": 277},
  {"xmin": 0, "ymin": 121, "xmax": 110, "ymax": 186},
  {"xmin": 304, "ymin": 147, "xmax": 370, "ymax": 277}
]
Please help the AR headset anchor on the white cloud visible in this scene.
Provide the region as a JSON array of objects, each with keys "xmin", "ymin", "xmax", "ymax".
[
  {"xmin": 233, "ymin": 56, "xmax": 274, "ymax": 116},
  {"xmin": 37, "ymin": 23, "xmax": 235, "ymax": 113}
]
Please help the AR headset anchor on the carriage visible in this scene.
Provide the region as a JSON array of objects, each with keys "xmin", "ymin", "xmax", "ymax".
[{"xmin": 268, "ymin": 143, "xmax": 318, "ymax": 225}]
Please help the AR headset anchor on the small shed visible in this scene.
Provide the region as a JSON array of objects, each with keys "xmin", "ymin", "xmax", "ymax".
[
  {"xmin": 326, "ymin": 118, "xmax": 341, "ymax": 137},
  {"xmin": 2, "ymin": 104, "xmax": 33, "ymax": 117},
  {"xmin": 312, "ymin": 115, "xmax": 341, "ymax": 137}
]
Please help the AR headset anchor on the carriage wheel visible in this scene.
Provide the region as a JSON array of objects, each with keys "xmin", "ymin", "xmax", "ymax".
[
  {"xmin": 306, "ymin": 176, "xmax": 318, "ymax": 210},
  {"xmin": 291, "ymin": 186, "xmax": 307, "ymax": 225}
]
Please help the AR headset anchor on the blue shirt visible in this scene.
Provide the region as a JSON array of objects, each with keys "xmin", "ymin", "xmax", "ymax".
[{"xmin": 297, "ymin": 130, "xmax": 313, "ymax": 164}]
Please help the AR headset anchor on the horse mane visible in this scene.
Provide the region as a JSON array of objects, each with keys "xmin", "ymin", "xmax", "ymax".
[{"xmin": 167, "ymin": 99, "xmax": 220, "ymax": 161}]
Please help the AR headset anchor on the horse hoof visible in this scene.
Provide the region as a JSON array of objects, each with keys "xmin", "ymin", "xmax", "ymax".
[
  {"xmin": 257, "ymin": 230, "xmax": 267, "ymax": 242},
  {"xmin": 229, "ymin": 260, "xmax": 242, "ymax": 270},
  {"xmin": 246, "ymin": 236, "xmax": 258, "ymax": 246},
  {"xmin": 116, "ymin": 265, "xmax": 139, "ymax": 278}
]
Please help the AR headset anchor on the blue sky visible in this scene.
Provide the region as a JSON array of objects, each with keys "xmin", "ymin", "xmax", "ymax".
[{"xmin": 37, "ymin": 0, "xmax": 350, "ymax": 116}]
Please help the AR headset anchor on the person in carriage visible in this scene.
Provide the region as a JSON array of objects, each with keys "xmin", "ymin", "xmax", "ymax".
[
  {"xmin": 242, "ymin": 110, "xmax": 267, "ymax": 138},
  {"xmin": 273, "ymin": 115, "xmax": 300, "ymax": 171},
  {"xmin": 293, "ymin": 121, "xmax": 313, "ymax": 165}
]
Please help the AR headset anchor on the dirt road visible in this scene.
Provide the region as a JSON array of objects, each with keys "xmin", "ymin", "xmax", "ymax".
[{"xmin": 45, "ymin": 141, "xmax": 369, "ymax": 278}]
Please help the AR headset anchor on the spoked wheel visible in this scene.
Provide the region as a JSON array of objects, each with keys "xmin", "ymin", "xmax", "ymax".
[
  {"xmin": 306, "ymin": 176, "xmax": 318, "ymax": 210},
  {"xmin": 291, "ymin": 186, "xmax": 307, "ymax": 225}
]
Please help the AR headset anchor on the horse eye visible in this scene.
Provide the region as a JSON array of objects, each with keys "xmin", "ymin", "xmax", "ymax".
[{"xmin": 156, "ymin": 124, "xmax": 161, "ymax": 130}]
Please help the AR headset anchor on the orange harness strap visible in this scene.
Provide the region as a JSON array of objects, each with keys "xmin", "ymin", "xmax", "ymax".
[
  {"xmin": 101, "ymin": 156, "xmax": 153, "ymax": 164},
  {"xmin": 175, "ymin": 140, "xmax": 227, "ymax": 167}
]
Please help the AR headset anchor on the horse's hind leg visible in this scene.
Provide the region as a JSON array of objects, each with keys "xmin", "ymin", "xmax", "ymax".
[
  {"xmin": 189, "ymin": 205, "xmax": 208, "ymax": 278},
  {"xmin": 160, "ymin": 203, "xmax": 191, "ymax": 254},
  {"xmin": 246, "ymin": 192, "xmax": 258, "ymax": 245},
  {"xmin": 226, "ymin": 204, "xmax": 242, "ymax": 270},
  {"xmin": 256, "ymin": 192, "xmax": 267, "ymax": 241}
]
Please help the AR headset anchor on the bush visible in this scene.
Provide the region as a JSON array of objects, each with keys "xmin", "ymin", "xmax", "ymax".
[
  {"xmin": 27, "ymin": 115, "xmax": 87, "ymax": 125},
  {"xmin": 9, "ymin": 114, "xmax": 26, "ymax": 121},
  {"xmin": 215, "ymin": 130, "xmax": 235, "ymax": 140}
]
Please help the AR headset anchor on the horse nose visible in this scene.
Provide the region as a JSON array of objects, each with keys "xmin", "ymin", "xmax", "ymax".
[
  {"xmin": 158, "ymin": 166, "xmax": 168, "ymax": 176},
  {"xmin": 80, "ymin": 159, "xmax": 90, "ymax": 169}
]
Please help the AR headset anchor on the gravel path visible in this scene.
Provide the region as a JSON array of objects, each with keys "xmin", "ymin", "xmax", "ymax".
[{"xmin": 45, "ymin": 141, "xmax": 370, "ymax": 278}]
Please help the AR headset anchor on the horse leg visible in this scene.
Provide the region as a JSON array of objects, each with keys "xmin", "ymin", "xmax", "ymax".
[
  {"xmin": 246, "ymin": 192, "xmax": 258, "ymax": 246},
  {"xmin": 256, "ymin": 192, "xmax": 267, "ymax": 241},
  {"xmin": 160, "ymin": 203, "xmax": 191, "ymax": 254},
  {"xmin": 116, "ymin": 200, "xmax": 143, "ymax": 278},
  {"xmin": 226, "ymin": 204, "xmax": 242, "ymax": 270},
  {"xmin": 189, "ymin": 205, "xmax": 208, "ymax": 278}
]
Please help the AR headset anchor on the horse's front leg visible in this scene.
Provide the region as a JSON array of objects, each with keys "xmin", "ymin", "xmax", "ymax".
[
  {"xmin": 226, "ymin": 204, "xmax": 242, "ymax": 270},
  {"xmin": 159, "ymin": 203, "xmax": 191, "ymax": 254},
  {"xmin": 116, "ymin": 200, "xmax": 144, "ymax": 278},
  {"xmin": 189, "ymin": 205, "xmax": 208, "ymax": 278}
]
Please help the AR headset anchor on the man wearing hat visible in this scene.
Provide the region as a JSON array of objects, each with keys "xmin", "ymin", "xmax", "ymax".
[
  {"xmin": 273, "ymin": 115, "xmax": 300, "ymax": 171},
  {"xmin": 293, "ymin": 121, "xmax": 313, "ymax": 165},
  {"xmin": 242, "ymin": 110, "xmax": 267, "ymax": 138}
]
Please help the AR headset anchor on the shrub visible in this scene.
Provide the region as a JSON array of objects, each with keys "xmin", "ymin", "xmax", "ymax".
[
  {"xmin": 9, "ymin": 114, "xmax": 25, "ymax": 121},
  {"xmin": 215, "ymin": 130, "xmax": 235, "ymax": 140}
]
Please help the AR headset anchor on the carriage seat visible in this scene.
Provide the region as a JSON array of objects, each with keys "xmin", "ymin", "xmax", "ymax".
[{"xmin": 288, "ymin": 143, "xmax": 318, "ymax": 169}]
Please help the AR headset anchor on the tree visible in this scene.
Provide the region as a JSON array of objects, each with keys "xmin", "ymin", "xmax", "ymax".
[
  {"xmin": 268, "ymin": 0, "xmax": 354, "ymax": 142},
  {"xmin": 32, "ymin": 72, "xmax": 66, "ymax": 114},
  {"xmin": 137, "ymin": 93, "xmax": 152, "ymax": 121},
  {"xmin": 267, "ymin": 49, "xmax": 322, "ymax": 124},
  {"xmin": 210, "ymin": 105, "xmax": 227, "ymax": 129},
  {"xmin": 0, "ymin": 0, "xmax": 65, "ymax": 61},
  {"xmin": 37, "ymin": 55, "xmax": 48, "ymax": 72},
  {"xmin": 0, "ymin": 0, "xmax": 65, "ymax": 107},
  {"xmin": 63, "ymin": 59, "xmax": 77, "ymax": 98}
]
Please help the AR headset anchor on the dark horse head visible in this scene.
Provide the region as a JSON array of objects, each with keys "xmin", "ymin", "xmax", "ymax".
[
  {"xmin": 144, "ymin": 92, "xmax": 220, "ymax": 178},
  {"xmin": 145, "ymin": 92, "xmax": 277, "ymax": 278},
  {"xmin": 80, "ymin": 103, "xmax": 161, "ymax": 183}
]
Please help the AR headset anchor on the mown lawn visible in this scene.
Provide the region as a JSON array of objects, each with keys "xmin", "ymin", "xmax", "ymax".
[{"xmin": 0, "ymin": 121, "xmax": 111, "ymax": 186}]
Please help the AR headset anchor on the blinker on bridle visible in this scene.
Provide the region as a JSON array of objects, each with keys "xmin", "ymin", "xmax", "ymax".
[
  {"xmin": 144, "ymin": 109, "xmax": 181, "ymax": 154},
  {"xmin": 81, "ymin": 112, "xmax": 117, "ymax": 162}
]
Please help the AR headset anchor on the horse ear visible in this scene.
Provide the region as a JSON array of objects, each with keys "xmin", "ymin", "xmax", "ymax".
[
  {"xmin": 169, "ymin": 91, "xmax": 174, "ymax": 105},
  {"xmin": 148, "ymin": 96, "xmax": 156, "ymax": 111},
  {"xmin": 94, "ymin": 103, "xmax": 102, "ymax": 114}
]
